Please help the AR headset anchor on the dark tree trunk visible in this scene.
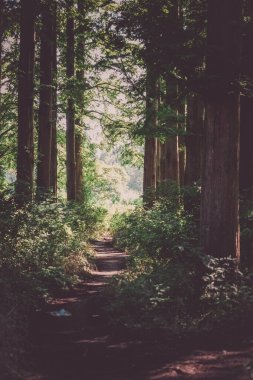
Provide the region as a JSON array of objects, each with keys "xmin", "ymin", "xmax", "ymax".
[
  {"xmin": 143, "ymin": 62, "xmax": 159, "ymax": 205},
  {"xmin": 66, "ymin": 0, "xmax": 76, "ymax": 201},
  {"xmin": 0, "ymin": 0, "xmax": 3, "ymax": 100},
  {"xmin": 75, "ymin": 0, "xmax": 85, "ymax": 203},
  {"xmin": 178, "ymin": 102, "xmax": 186, "ymax": 186},
  {"xmin": 200, "ymin": 0, "xmax": 242, "ymax": 259},
  {"xmin": 161, "ymin": 77, "xmax": 179, "ymax": 185},
  {"xmin": 37, "ymin": 0, "xmax": 55, "ymax": 197},
  {"xmin": 240, "ymin": 2, "xmax": 253, "ymax": 202},
  {"xmin": 185, "ymin": 93, "xmax": 204, "ymax": 186},
  {"xmin": 16, "ymin": 0, "xmax": 36, "ymax": 201},
  {"xmin": 240, "ymin": 97, "xmax": 253, "ymax": 202},
  {"xmin": 156, "ymin": 139, "xmax": 162, "ymax": 188},
  {"xmin": 50, "ymin": 1, "xmax": 58, "ymax": 197}
]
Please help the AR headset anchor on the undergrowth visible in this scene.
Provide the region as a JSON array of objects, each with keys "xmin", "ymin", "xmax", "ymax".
[
  {"xmin": 108, "ymin": 184, "xmax": 253, "ymax": 340},
  {"xmin": 0, "ymin": 193, "xmax": 106, "ymax": 379}
]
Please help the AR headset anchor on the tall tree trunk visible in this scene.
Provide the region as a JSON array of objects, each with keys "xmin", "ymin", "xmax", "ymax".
[
  {"xmin": 143, "ymin": 62, "xmax": 159, "ymax": 205},
  {"xmin": 240, "ymin": 2, "xmax": 253, "ymax": 203},
  {"xmin": 240, "ymin": 96, "xmax": 253, "ymax": 202},
  {"xmin": 75, "ymin": 0, "xmax": 85, "ymax": 203},
  {"xmin": 0, "ymin": 0, "xmax": 3, "ymax": 102},
  {"xmin": 16, "ymin": 0, "xmax": 36, "ymax": 201},
  {"xmin": 66, "ymin": 0, "xmax": 76, "ymax": 201},
  {"xmin": 50, "ymin": 1, "xmax": 58, "ymax": 196},
  {"xmin": 37, "ymin": 0, "xmax": 55, "ymax": 197},
  {"xmin": 161, "ymin": 77, "xmax": 179, "ymax": 185},
  {"xmin": 184, "ymin": 93, "xmax": 204, "ymax": 186},
  {"xmin": 200, "ymin": 0, "xmax": 242, "ymax": 259},
  {"xmin": 156, "ymin": 139, "xmax": 162, "ymax": 188},
  {"xmin": 178, "ymin": 102, "xmax": 186, "ymax": 186}
]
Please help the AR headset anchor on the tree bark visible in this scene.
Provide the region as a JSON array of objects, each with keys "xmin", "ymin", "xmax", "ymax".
[
  {"xmin": 240, "ymin": 2, "xmax": 253, "ymax": 202},
  {"xmin": 16, "ymin": 0, "xmax": 36, "ymax": 201},
  {"xmin": 66, "ymin": 0, "xmax": 76, "ymax": 201},
  {"xmin": 156, "ymin": 139, "xmax": 162, "ymax": 188},
  {"xmin": 161, "ymin": 77, "xmax": 179, "ymax": 185},
  {"xmin": 75, "ymin": 0, "xmax": 85, "ymax": 203},
  {"xmin": 200, "ymin": 0, "xmax": 242, "ymax": 259},
  {"xmin": 184, "ymin": 93, "xmax": 204, "ymax": 186},
  {"xmin": 143, "ymin": 62, "xmax": 159, "ymax": 205},
  {"xmin": 37, "ymin": 0, "xmax": 55, "ymax": 197},
  {"xmin": 178, "ymin": 102, "xmax": 186, "ymax": 186},
  {"xmin": 0, "ymin": 0, "xmax": 3, "ymax": 101},
  {"xmin": 240, "ymin": 97, "xmax": 253, "ymax": 202},
  {"xmin": 50, "ymin": 0, "xmax": 58, "ymax": 197}
]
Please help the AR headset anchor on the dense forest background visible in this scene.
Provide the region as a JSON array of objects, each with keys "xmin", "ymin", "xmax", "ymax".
[{"xmin": 1, "ymin": 0, "xmax": 253, "ymax": 379}]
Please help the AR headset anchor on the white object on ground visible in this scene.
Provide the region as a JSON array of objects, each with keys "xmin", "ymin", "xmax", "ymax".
[{"xmin": 50, "ymin": 308, "xmax": 72, "ymax": 317}]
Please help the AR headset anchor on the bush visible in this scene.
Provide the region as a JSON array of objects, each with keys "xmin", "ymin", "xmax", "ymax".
[
  {"xmin": 108, "ymin": 186, "xmax": 203, "ymax": 330},
  {"xmin": 111, "ymin": 199, "xmax": 199, "ymax": 261},
  {"xmin": 0, "ymin": 194, "xmax": 106, "ymax": 379},
  {"xmin": 108, "ymin": 186, "xmax": 253, "ymax": 339}
]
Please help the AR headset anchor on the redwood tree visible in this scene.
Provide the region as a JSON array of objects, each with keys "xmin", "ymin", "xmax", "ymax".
[
  {"xmin": 184, "ymin": 93, "xmax": 204, "ymax": 186},
  {"xmin": 66, "ymin": 0, "xmax": 76, "ymax": 201},
  {"xmin": 50, "ymin": 1, "xmax": 58, "ymax": 196},
  {"xmin": 75, "ymin": 0, "xmax": 85, "ymax": 203},
  {"xmin": 16, "ymin": 0, "xmax": 36, "ymax": 200},
  {"xmin": 37, "ymin": 0, "xmax": 56, "ymax": 197},
  {"xmin": 160, "ymin": 77, "xmax": 179, "ymax": 185},
  {"xmin": 200, "ymin": 0, "xmax": 242, "ymax": 259},
  {"xmin": 143, "ymin": 61, "xmax": 159, "ymax": 205},
  {"xmin": 240, "ymin": 1, "xmax": 253, "ymax": 203},
  {"xmin": 0, "ymin": 0, "xmax": 3, "ymax": 99}
]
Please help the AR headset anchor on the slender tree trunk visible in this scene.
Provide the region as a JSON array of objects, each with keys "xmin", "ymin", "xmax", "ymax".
[
  {"xmin": 50, "ymin": 1, "xmax": 58, "ymax": 196},
  {"xmin": 156, "ymin": 80, "xmax": 162, "ymax": 189},
  {"xmin": 178, "ymin": 102, "xmax": 186, "ymax": 186},
  {"xmin": 161, "ymin": 77, "xmax": 179, "ymax": 185},
  {"xmin": 143, "ymin": 62, "xmax": 159, "ymax": 205},
  {"xmin": 75, "ymin": 0, "xmax": 85, "ymax": 203},
  {"xmin": 37, "ymin": 0, "xmax": 55, "ymax": 197},
  {"xmin": 0, "ymin": 0, "xmax": 3, "ymax": 102},
  {"xmin": 66, "ymin": 0, "xmax": 76, "ymax": 201},
  {"xmin": 156, "ymin": 139, "xmax": 162, "ymax": 188},
  {"xmin": 16, "ymin": 0, "xmax": 36, "ymax": 201},
  {"xmin": 200, "ymin": 0, "xmax": 242, "ymax": 259},
  {"xmin": 184, "ymin": 93, "xmax": 204, "ymax": 186}
]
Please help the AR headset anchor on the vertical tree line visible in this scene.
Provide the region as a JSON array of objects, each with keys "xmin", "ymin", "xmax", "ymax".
[
  {"xmin": 37, "ymin": 0, "xmax": 56, "ymax": 198},
  {"xmin": 127, "ymin": 0, "xmax": 244, "ymax": 262},
  {"xmin": 15, "ymin": 0, "xmax": 86, "ymax": 203},
  {"xmin": 16, "ymin": 0, "xmax": 36, "ymax": 200},
  {"xmin": 3, "ymin": 0, "xmax": 251, "ymax": 266}
]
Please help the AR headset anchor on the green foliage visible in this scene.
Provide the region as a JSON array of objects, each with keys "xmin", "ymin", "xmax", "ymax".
[
  {"xmin": 111, "ymin": 186, "xmax": 199, "ymax": 260},
  {"xmin": 108, "ymin": 188, "xmax": 253, "ymax": 338},
  {"xmin": 199, "ymin": 258, "xmax": 253, "ymax": 330},
  {"xmin": 240, "ymin": 203, "xmax": 253, "ymax": 269},
  {"xmin": 0, "ymin": 193, "xmax": 105, "ymax": 378}
]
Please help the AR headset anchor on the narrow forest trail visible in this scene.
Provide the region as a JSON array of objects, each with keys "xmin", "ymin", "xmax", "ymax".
[{"xmin": 26, "ymin": 239, "xmax": 253, "ymax": 380}]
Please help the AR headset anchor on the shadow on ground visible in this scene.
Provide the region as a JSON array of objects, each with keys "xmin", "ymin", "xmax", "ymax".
[{"xmin": 26, "ymin": 239, "xmax": 253, "ymax": 380}]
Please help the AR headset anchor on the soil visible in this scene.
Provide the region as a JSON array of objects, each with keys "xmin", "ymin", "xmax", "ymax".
[{"xmin": 25, "ymin": 239, "xmax": 253, "ymax": 380}]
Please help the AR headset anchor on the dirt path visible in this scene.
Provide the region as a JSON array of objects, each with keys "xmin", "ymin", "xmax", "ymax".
[{"xmin": 27, "ymin": 239, "xmax": 253, "ymax": 380}]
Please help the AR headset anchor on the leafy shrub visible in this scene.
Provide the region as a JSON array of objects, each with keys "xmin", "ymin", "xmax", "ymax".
[
  {"xmin": 111, "ymin": 190, "xmax": 199, "ymax": 261},
  {"xmin": 240, "ymin": 204, "xmax": 253, "ymax": 269},
  {"xmin": 108, "ymin": 186, "xmax": 253, "ymax": 338},
  {"xmin": 108, "ymin": 186, "xmax": 203, "ymax": 330},
  {"xmin": 199, "ymin": 258, "xmax": 253, "ymax": 331},
  {"xmin": 0, "ymin": 194, "xmax": 105, "ymax": 379},
  {"xmin": 107, "ymin": 255, "xmax": 204, "ymax": 331}
]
